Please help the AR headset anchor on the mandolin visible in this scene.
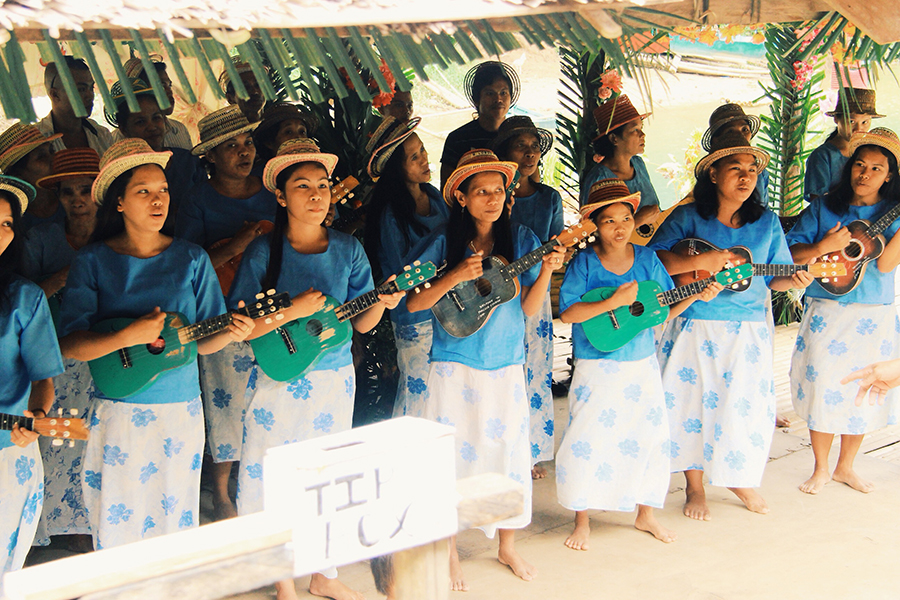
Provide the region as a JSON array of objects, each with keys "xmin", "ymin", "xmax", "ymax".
[
  {"xmin": 89, "ymin": 290, "xmax": 292, "ymax": 399},
  {"xmin": 581, "ymin": 264, "xmax": 753, "ymax": 352},
  {"xmin": 670, "ymin": 238, "xmax": 846, "ymax": 292},
  {"xmin": 630, "ymin": 196, "xmax": 693, "ymax": 246},
  {"xmin": 813, "ymin": 202, "xmax": 900, "ymax": 295},
  {"xmin": 252, "ymin": 262, "xmax": 437, "ymax": 382},
  {"xmin": 432, "ymin": 221, "xmax": 597, "ymax": 338},
  {"xmin": 1, "ymin": 410, "xmax": 89, "ymax": 445}
]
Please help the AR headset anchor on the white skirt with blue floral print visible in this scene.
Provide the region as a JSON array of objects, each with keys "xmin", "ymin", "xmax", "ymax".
[
  {"xmin": 80, "ymin": 396, "xmax": 204, "ymax": 550},
  {"xmin": 526, "ymin": 294, "xmax": 554, "ymax": 465},
  {"xmin": 657, "ymin": 317, "xmax": 776, "ymax": 488},
  {"xmin": 391, "ymin": 320, "xmax": 432, "ymax": 418},
  {"xmin": 200, "ymin": 342, "xmax": 256, "ymax": 463},
  {"xmin": 791, "ymin": 297, "xmax": 900, "ymax": 435},
  {"xmin": 556, "ymin": 355, "xmax": 671, "ymax": 512},
  {"xmin": 1, "ymin": 443, "xmax": 43, "ymax": 580},
  {"xmin": 425, "ymin": 361, "xmax": 531, "ymax": 538}
]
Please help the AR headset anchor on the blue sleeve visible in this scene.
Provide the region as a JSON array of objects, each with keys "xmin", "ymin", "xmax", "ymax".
[
  {"xmin": 226, "ymin": 235, "xmax": 269, "ymax": 309},
  {"xmin": 784, "ymin": 202, "xmax": 821, "ymax": 246},
  {"xmin": 410, "ymin": 229, "xmax": 447, "ymax": 272},
  {"xmin": 756, "ymin": 169, "xmax": 770, "ymax": 206},
  {"xmin": 21, "ymin": 232, "xmax": 43, "ymax": 282},
  {"xmin": 378, "ymin": 208, "xmax": 409, "ymax": 278},
  {"xmin": 805, "ymin": 145, "xmax": 835, "ymax": 201},
  {"xmin": 765, "ymin": 215, "xmax": 793, "ymax": 284},
  {"xmin": 347, "ymin": 238, "xmax": 375, "ymax": 298},
  {"xmin": 558, "ymin": 250, "xmax": 589, "ymax": 314},
  {"xmin": 633, "ymin": 157, "xmax": 659, "ymax": 209},
  {"xmin": 175, "ymin": 183, "xmax": 207, "ymax": 245},
  {"xmin": 191, "ymin": 250, "xmax": 227, "ymax": 321},
  {"xmin": 648, "ymin": 250, "xmax": 675, "ymax": 290},
  {"xmin": 20, "ymin": 288, "xmax": 64, "ymax": 381},
  {"xmin": 549, "ymin": 188, "xmax": 564, "ymax": 239},
  {"xmin": 516, "ymin": 225, "xmax": 542, "ymax": 288},
  {"xmin": 58, "ymin": 251, "xmax": 99, "ymax": 337},
  {"xmin": 648, "ymin": 205, "xmax": 691, "ymax": 252},
  {"xmin": 579, "ymin": 163, "xmax": 604, "ymax": 206}
]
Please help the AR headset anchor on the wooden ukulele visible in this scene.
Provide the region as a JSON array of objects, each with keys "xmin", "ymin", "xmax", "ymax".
[
  {"xmin": 670, "ymin": 238, "xmax": 846, "ymax": 292},
  {"xmin": 432, "ymin": 221, "xmax": 597, "ymax": 338},
  {"xmin": 630, "ymin": 196, "xmax": 693, "ymax": 246},
  {"xmin": 1, "ymin": 410, "xmax": 89, "ymax": 445},
  {"xmin": 813, "ymin": 202, "xmax": 900, "ymax": 295},
  {"xmin": 89, "ymin": 291, "xmax": 291, "ymax": 399},
  {"xmin": 251, "ymin": 262, "xmax": 437, "ymax": 382},
  {"xmin": 580, "ymin": 264, "xmax": 753, "ymax": 352}
]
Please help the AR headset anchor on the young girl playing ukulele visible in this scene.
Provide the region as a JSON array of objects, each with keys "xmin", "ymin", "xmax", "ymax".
[
  {"xmin": 228, "ymin": 138, "xmax": 403, "ymax": 600},
  {"xmin": 0, "ymin": 175, "xmax": 64, "ymax": 584},
  {"xmin": 406, "ymin": 149, "xmax": 566, "ymax": 590},
  {"xmin": 556, "ymin": 179, "xmax": 721, "ymax": 550}
]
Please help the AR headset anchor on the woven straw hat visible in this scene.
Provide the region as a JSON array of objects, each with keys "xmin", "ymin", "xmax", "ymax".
[
  {"xmin": 592, "ymin": 95, "xmax": 650, "ymax": 140},
  {"xmin": 192, "ymin": 105, "xmax": 260, "ymax": 156},
  {"xmin": 694, "ymin": 130, "xmax": 770, "ymax": 179},
  {"xmin": 701, "ymin": 103, "xmax": 761, "ymax": 151},
  {"xmin": 123, "ymin": 55, "xmax": 165, "ymax": 79},
  {"xmin": 255, "ymin": 102, "xmax": 319, "ymax": 143},
  {"xmin": 579, "ymin": 178, "xmax": 641, "ymax": 220},
  {"xmin": 491, "ymin": 115, "xmax": 553, "ymax": 157},
  {"xmin": 91, "ymin": 138, "xmax": 172, "ymax": 205},
  {"xmin": 464, "ymin": 61, "xmax": 520, "ymax": 108},
  {"xmin": 849, "ymin": 127, "xmax": 900, "ymax": 163},
  {"xmin": 262, "ymin": 138, "xmax": 338, "ymax": 193},
  {"xmin": 825, "ymin": 88, "xmax": 884, "ymax": 118},
  {"xmin": 0, "ymin": 175, "xmax": 36, "ymax": 215},
  {"xmin": 442, "ymin": 149, "xmax": 518, "ymax": 206},
  {"xmin": 218, "ymin": 59, "xmax": 261, "ymax": 95},
  {"xmin": 0, "ymin": 123, "xmax": 62, "ymax": 172},
  {"xmin": 36, "ymin": 148, "xmax": 101, "ymax": 189},
  {"xmin": 104, "ymin": 77, "xmax": 156, "ymax": 128},
  {"xmin": 366, "ymin": 116, "xmax": 422, "ymax": 180}
]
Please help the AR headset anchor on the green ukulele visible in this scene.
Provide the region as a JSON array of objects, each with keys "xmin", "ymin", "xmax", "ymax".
[
  {"xmin": 251, "ymin": 262, "xmax": 437, "ymax": 382},
  {"xmin": 89, "ymin": 290, "xmax": 291, "ymax": 399},
  {"xmin": 581, "ymin": 264, "xmax": 753, "ymax": 352}
]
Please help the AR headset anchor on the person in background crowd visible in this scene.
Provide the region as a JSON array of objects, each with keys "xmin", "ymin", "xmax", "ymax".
[
  {"xmin": 0, "ymin": 123, "xmax": 63, "ymax": 232},
  {"xmin": 379, "ymin": 86, "xmax": 414, "ymax": 123},
  {"xmin": 253, "ymin": 102, "xmax": 319, "ymax": 165},
  {"xmin": 220, "ymin": 60, "xmax": 266, "ymax": 123}
]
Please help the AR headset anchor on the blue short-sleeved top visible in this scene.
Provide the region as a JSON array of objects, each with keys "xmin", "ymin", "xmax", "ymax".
[
  {"xmin": 175, "ymin": 179, "xmax": 278, "ymax": 248},
  {"xmin": 560, "ymin": 245, "xmax": 674, "ymax": 362},
  {"xmin": 21, "ymin": 202, "xmax": 65, "ymax": 233},
  {"xmin": 378, "ymin": 184, "xmax": 451, "ymax": 326},
  {"xmin": 785, "ymin": 196, "xmax": 900, "ymax": 305},
  {"xmin": 511, "ymin": 183, "xmax": 564, "ymax": 243},
  {"xmin": 166, "ymin": 147, "xmax": 206, "ymax": 214},
  {"xmin": 22, "ymin": 222, "xmax": 77, "ymax": 284},
  {"xmin": 58, "ymin": 238, "xmax": 226, "ymax": 404},
  {"xmin": 410, "ymin": 223, "xmax": 541, "ymax": 370},
  {"xmin": 1, "ymin": 277, "xmax": 65, "ymax": 449},
  {"xmin": 649, "ymin": 203, "xmax": 792, "ymax": 322},
  {"xmin": 756, "ymin": 169, "xmax": 770, "ymax": 206},
  {"xmin": 227, "ymin": 230, "xmax": 374, "ymax": 371},
  {"xmin": 805, "ymin": 141, "xmax": 847, "ymax": 202},
  {"xmin": 579, "ymin": 156, "xmax": 660, "ymax": 209}
]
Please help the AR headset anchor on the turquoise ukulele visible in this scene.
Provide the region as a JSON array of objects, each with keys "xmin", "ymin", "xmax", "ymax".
[
  {"xmin": 580, "ymin": 264, "xmax": 753, "ymax": 352},
  {"xmin": 89, "ymin": 290, "xmax": 291, "ymax": 399},
  {"xmin": 252, "ymin": 261, "xmax": 437, "ymax": 382}
]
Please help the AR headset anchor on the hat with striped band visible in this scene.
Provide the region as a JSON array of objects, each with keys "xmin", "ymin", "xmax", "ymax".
[
  {"xmin": 0, "ymin": 123, "xmax": 62, "ymax": 173},
  {"xmin": 694, "ymin": 130, "xmax": 770, "ymax": 179},
  {"xmin": 579, "ymin": 178, "xmax": 641, "ymax": 220},
  {"xmin": 91, "ymin": 138, "xmax": 171, "ymax": 205},
  {"xmin": 104, "ymin": 78, "xmax": 156, "ymax": 128},
  {"xmin": 442, "ymin": 149, "xmax": 518, "ymax": 206},
  {"xmin": 849, "ymin": 127, "xmax": 900, "ymax": 164},
  {"xmin": 592, "ymin": 94, "xmax": 650, "ymax": 140},
  {"xmin": 0, "ymin": 175, "xmax": 36, "ymax": 216},
  {"xmin": 701, "ymin": 103, "xmax": 761, "ymax": 152},
  {"xmin": 263, "ymin": 138, "xmax": 338, "ymax": 194},
  {"xmin": 191, "ymin": 105, "xmax": 260, "ymax": 156},
  {"xmin": 366, "ymin": 116, "xmax": 422, "ymax": 180},
  {"xmin": 36, "ymin": 147, "xmax": 101, "ymax": 189}
]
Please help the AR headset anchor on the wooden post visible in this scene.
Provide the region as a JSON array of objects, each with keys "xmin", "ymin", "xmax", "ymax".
[{"xmin": 393, "ymin": 541, "xmax": 450, "ymax": 600}]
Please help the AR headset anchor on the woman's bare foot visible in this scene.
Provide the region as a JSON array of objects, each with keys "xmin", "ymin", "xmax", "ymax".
[
  {"xmin": 776, "ymin": 414, "xmax": 791, "ymax": 428},
  {"xmin": 275, "ymin": 579, "xmax": 300, "ymax": 600},
  {"xmin": 683, "ymin": 488, "xmax": 710, "ymax": 521},
  {"xmin": 214, "ymin": 496, "xmax": 238, "ymax": 521},
  {"xmin": 449, "ymin": 549, "xmax": 468, "ymax": 591},
  {"xmin": 531, "ymin": 464, "xmax": 547, "ymax": 479},
  {"xmin": 729, "ymin": 487, "xmax": 769, "ymax": 514},
  {"xmin": 497, "ymin": 529, "xmax": 536, "ymax": 582},
  {"xmin": 564, "ymin": 511, "xmax": 590, "ymax": 550},
  {"xmin": 634, "ymin": 506, "xmax": 677, "ymax": 543},
  {"xmin": 798, "ymin": 469, "xmax": 831, "ymax": 494},
  {"xmin": 832, "ymin": 468, "xmax": 875, "ymax": 493},
  {"xmin": 309, "ymin": 573, "xmax": 365, "ymax": 600}
]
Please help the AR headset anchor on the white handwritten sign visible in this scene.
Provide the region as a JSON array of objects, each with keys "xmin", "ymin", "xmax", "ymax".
[{"xmin": 263, "ymin": 417, "xmax": 458, "ymax": 576}]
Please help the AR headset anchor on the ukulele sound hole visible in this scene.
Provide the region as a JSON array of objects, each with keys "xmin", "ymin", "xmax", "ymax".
[
  {"xmin": 636, "ymin": 224, "xmax": 653, "ymax": 237},
  {"xmin": 629, "ymin": 302, "xmax": 645, "ymax": 317},
  {"xmin": 474, "ymin": 278, "xmax": 493, "ymax": 297},
  {"xmin": 146, "ymin": 337, "xmax": 166, "ymax": 355},
  {"xmin": 306, "ymin": 319, "xmax": 324, "ymax": 337},
  {"xmin": 843, "ymin": 240, "xmax": 862, "ymax": 260}
]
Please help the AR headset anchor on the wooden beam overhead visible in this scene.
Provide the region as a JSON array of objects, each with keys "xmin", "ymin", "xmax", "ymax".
[{"xmin": 822, "ymin": 0, "xmax": 900, "ymax": 44}]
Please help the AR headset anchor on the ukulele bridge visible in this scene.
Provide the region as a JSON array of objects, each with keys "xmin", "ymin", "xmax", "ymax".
[
  {"xmin": 607, "ymin": 310, "xmax": 621, "ymax": 330},
  {"xmin": 118, "ymin": 348, "xmax": 132, "ymax": 369},
  {"xmin": 448, "ymin": 290, "xmax": 465, "ymax": 312},
  {"xmin": 278, "ymin": 326, "xmax": 297, "ymax": 355}
]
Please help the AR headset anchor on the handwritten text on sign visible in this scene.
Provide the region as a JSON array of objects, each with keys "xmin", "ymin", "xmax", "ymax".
[{"xmin": 264, "ymin": 417, "xmax": 458, "ymax": 576}]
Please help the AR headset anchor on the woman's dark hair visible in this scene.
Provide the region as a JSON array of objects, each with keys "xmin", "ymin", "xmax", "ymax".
[
  {"xmin": 471, "ymin": 66, "xmax": 512, "ymax": 108},
  {"xmin": 445, "ymin": 173, "xmax": 514, "ymax": 270},
  {"xmin": 90, "ymin": 169, "xmax": 138, "ymax": 243},
  {"xmin": 692, "ymin": 161, "xmax": 765, "ymax": 226},
  {"xmin": 591, "ymin": 123, "xmax": 627, "ymax": 157},
  {"xmin": 363, "ymin": 141, "xmax": 429, "ymax": 270},
  {"xmin": 0, "ymin": 191, "xmax": 25, "ymax": 312},
  {"xmin": 826, "ymin": 144, "xmax": 900, "ymax": 214},
  {"xmin": 262, "ymin": 161, "xmax": 329, "ymax": 290}
]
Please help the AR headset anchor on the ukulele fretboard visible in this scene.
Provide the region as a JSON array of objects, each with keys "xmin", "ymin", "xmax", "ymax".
[
  {"xmin": 0, "ymin": 413, "xmax": 32, "ymax": 432},
  {"xmin": 657, "ymin": 276, "xmax": 717, "ymax": 306},
  {"xmin": 502, "ymin": 240, "xmax": 559, "ymax": 280},
  {"xmin": 868, "ymin": 203, "xmax": 900, "ymax": 238},
  {"xmin": 334, "ymin": 282, "xmax": 397, "ymax": 322},
  {"xmin": 751, "ymin": 264, "xmax": 807, "ymax": 277}
]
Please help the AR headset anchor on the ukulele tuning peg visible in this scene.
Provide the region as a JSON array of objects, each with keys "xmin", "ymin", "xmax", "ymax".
[
  {"xmin": 275, "ymin": 314, "xmax": 285, "ymax": 320},
  {"xmin": 424, "ymin": 282, "xmax": 431, "ymax": 289},
  {"xmin": 403, "ymin": 265, "xmax": 411, "ymax": 271},
  {"xmin": 68, "ymin": 440, "xmax": 75, "ymax": 448},
  {"xmin": 264, "ymin": 317, "xmax": 272, "ymax": 324},
  {"xmin": 69, "ymin": 409, "xmax": 79, "ymax": 416},
  {"xmin": 256, "ymin": 293, "xmax": 264, "ymax": 300},
  {"xmin": 413, "ymin": 260, "xmax": 421, "ymax": 266},
  {"xmin": 57, "ymin": 408, "xmax": 64, "ymax": 416},
  {"xmin": 267, "ymin": 289, "xmax": 275, "ymax": 296},
  {"xmin": 578, "ymin": 242, "xmax": 586, "ymax": 249},
  {"xmin": 52, "ymin": 439, "xmax": 63, "ymax": 447}
]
